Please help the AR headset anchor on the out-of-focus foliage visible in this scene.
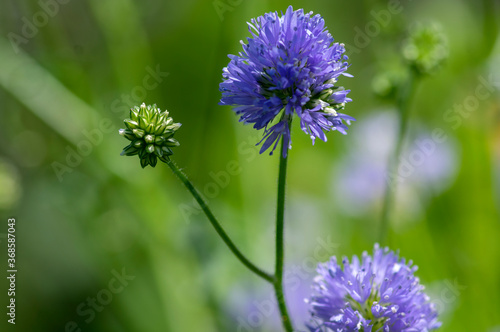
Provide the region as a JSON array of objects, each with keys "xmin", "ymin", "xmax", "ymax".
[{"xmin": 0, "ymin": 0, "xmax": 499, "ymax": 331}]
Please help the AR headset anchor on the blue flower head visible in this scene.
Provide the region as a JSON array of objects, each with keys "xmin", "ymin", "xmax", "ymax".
[
  {"xmin": 307, "ymin": 244, "xmax": 441, "ymax": 332},
  {"xmin": 220, "ymin": 6, "xmax": 354, "ymax": 157}
]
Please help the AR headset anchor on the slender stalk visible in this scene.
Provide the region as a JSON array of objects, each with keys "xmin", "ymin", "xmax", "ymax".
[
  {"xmin": 167, "ymin": 125, "xmax": 295, "ymax": 331},
  {"xmin": 481, "ymin": 0, "xmax": 498, "ymax": 59},
  {"xmin": 379, "ymin": 70, "xmax": 419, "ymax": 244},
  {"xmin": 273, "ymin": 137, "xmax": 294, "ymax": 332},
  {"xmin": 166, "ymin": 159, "xmax": 274, "ymax": 283}
]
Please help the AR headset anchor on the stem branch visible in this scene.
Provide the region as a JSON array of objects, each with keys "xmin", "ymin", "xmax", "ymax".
[{"xmin": 166, "ymin": 159, "xmax": 274, "ymax": 283}]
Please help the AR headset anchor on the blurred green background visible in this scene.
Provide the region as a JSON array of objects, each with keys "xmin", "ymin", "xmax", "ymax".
[{"xmin": 0, "ymin": 0, "xmax": 499, "ymax": 331}]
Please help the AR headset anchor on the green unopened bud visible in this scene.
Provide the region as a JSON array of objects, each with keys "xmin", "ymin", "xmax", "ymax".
[
  {"xmin": 154, "ymin": 145, "xmax": 163, "ymax": 157},
  {"xmin": 154, "ymin": 123, "xmax": 167, "ymax": 135},
  {"xmin": 119, "ymin": 103, "xmax": 181, "ymax": 168},
  {"xmin": 120, "ymin": 145, "xmax": 138, "ymax": 156},
  {"xmin": 150, "ymin": 111, "xmax": 159, "ymax": 125},
  {"xmin": 162, "ymin": 146, "xmax": 173, "ymax": 155},
  {"xmin": 154, "ymin": 135, "xmax": 165, "ymax": 144},
  {"xmin": 130, "ymin": 110, "xmax": 139, "ymax": 122},
  {"xmin": 167, "ymin": 123, "xmax": 181, "ymax": 131},
  {"xmin": 138, "ymin": 116, "xmax": 149, "ymax": 129},
  {"xmin": 145, "ymin": 123, "xmax": 155, "ymax": 133},
  {"xmin": 166, "ymin": 138, "xmax": 180, "ymax": 147},
  {"xmin": 132, "ymin": 128, "xmax": 145, "ymax": 138},
  {"xmin": 119, "ymin": 129, "xmax": 136, "ymax": 140},
  {"xmin": 402, "ymin": 23, "xmax": 448, "ymax": 75},
  {"xmin": 124, "ymin": 119, "xmax": 139, "ymax": 130}
]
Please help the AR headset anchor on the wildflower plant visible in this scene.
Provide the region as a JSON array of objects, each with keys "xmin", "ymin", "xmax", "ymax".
[
  {"xmin": 219, "ymin": 6, "xmax": 354, "ymax": 157},
  {"xmin": 379, "ymin": 23, "xmax": 449, "ymax": 243},
  {"xmin": 117, "ymin": 7, "xmax": 443, "ymax": 332},
  {"xmin": 307, "ymin": 244, "xmax": 440, "ymax": 331}
]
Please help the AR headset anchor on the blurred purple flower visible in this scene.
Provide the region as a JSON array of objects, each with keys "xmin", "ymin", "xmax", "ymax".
[
  {"xmin": 220, "ymin": 6, "xmax": 354, "ymax": 157},
  {"xmin": 333, "ymin": 111, "xmax": 459, "ymax": 218},
  {"xmin": 225, "ymin": 261, "xmax": 315, "ymax": 331},
  {"xmin": 307, "ymin": 244, "xmax": 440, "ymax": 332}
]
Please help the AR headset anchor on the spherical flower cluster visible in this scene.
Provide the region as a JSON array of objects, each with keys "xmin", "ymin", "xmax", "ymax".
[
  {"xmin": 307, "ymin": 244, "xmax": 441, "ymax": 332},
  {"xmin": 402, "ymin": 23, "xmax": 448, "ymax": 75},
  {"xmin": 219, "ymin": 6, "xmax": 354, "ymax": 157},
  {"xmin": 119, "ymin": 103, "xmax": 181, "ymax": 168}
]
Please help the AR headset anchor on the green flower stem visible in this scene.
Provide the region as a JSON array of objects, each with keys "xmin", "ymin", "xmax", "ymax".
[
  {"xmin": 481, "ymin": 0, "xmax": 498, "ymax": 58},
  {"xmin": 379, "ymin": 70, "xmax": 420, "ymax": 244},
  {"xmin": 166, "ymin": 159, "xmax": 274, "ymax": 283},
  {"xmin": 273, "ymin": 136, "xmax": 294, "ymax": 332},
  {"xmin": 166, "ymin": 128, "xmax": 294, "ymax": 331}
]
